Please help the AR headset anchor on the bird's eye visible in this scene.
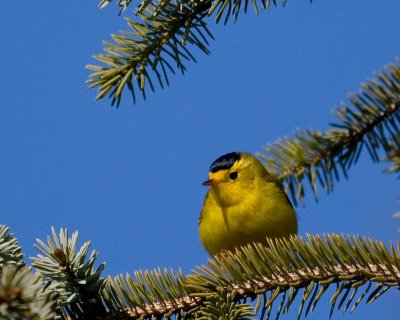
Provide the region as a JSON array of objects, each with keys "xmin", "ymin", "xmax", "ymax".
[{"xmin": 229, "ymin": 171, "xmax": 238, "ymax": 180}]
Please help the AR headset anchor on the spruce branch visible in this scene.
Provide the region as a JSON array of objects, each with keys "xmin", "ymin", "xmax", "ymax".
[
  {"xmin": 87, "ymin": 1, "xmax": 213, "ymax": 106},
  {"xmin": 99, "ymin": 0, "xmax": 134, "ymax": 14},
  {"xmin": 99, "ymin": 234, "xmax": 399, "ymax": 319},
  {"xmin": 258, "ymin": 61, "xmax": 400, "ymax": 205},
  {"xmin": 89, "ymin": 0, "xmax": 292, "ymax": 105},
  {"xmin": 385, "ymin": 135, "xmax": 400, "ymax": 175},
  {"xmin": 386, "ymin": 151, "xmax": 400, "ymax": 175},
  {"xmin": 0, "ymin": 265, "xmax": 55, "ymax": 319},
  {"xmin": 102, "ymin": 268, "xmax": 202, "ymax": 318},
  {"xmin": 0, "ymin": 225, "xmax": 24, "ymax": 270},
  {"xmin": 1, "ymin": 226, "xmax": 399, "ymax": 319},
  {"xmin": 187, "ymin": 234, "xmax": 400, "ymax": 319},
  {"xmin": 99, "ymin": 0, "xmax": 289, "ymax": 22},
  {"xmin": 195, "ymin": 288, "xmax": 255, "ymax": 320},
  {"xmin": 0, "ymin": 226, "xmax": 55, "ymax": 318},
  {"xmin": 30, "ymin": 227, "xmax": 107, "ymax": 319}
]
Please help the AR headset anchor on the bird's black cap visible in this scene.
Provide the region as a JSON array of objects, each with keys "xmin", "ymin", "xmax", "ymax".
[{"xmin": 209, "ymin": 152, "xmax": 241, "ymax": 173}]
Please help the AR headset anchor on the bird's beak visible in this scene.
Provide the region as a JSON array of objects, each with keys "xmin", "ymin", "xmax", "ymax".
[
  {"xmin": 202, "ymin": 179, "xmax": 215, "ymax": 186},
  {"xmin": 202, "ymin": 171, "xmax": 226, "ymax": 186}
]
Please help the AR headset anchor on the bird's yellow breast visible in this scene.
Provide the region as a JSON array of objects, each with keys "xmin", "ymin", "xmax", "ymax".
[{"xmin": 199, "ymin": 179, "xmax": 297, "ymax": 255}]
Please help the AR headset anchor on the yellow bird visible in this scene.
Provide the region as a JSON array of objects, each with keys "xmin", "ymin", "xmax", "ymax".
[{"xmin": 199, "ymin": 152, "xmax": 297, "ymax": 255}]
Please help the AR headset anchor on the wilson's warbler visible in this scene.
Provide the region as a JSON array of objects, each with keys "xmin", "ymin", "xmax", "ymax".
[{"xmin": 199, "ymin": 152, "xmax": 297, "ymax": 255}]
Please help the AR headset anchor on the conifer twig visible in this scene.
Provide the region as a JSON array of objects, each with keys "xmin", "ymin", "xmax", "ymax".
[{"xmin": 259, "ymin": 62, "xmax": 400, "ymax": 204}]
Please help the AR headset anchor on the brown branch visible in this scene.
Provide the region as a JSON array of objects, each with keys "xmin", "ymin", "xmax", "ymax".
[
  {"xmin": 98, "ymin": 262, "xmax": 399, "ymax": 319},
  {"xmin": 230, "ymin": 263, "xmax": 400, "ymax": 297}
]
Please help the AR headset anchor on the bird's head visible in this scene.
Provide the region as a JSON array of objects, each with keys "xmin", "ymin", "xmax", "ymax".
[{"xmin": 202, "ymin": 152, "xmax": 268, "ymax": 205}]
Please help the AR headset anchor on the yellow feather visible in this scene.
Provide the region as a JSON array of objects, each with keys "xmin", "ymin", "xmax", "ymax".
[{"xmin": 199, "ymin": 152, "xmax": 297, "ymax": 255}]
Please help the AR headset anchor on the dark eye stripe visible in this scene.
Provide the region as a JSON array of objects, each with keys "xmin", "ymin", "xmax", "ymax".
[{"xmin": 210, "ymin": 152, "xmax": 241, "ymax": 173}]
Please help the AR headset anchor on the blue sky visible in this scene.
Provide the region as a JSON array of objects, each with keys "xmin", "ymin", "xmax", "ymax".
[{"xmin": 1, "ymin": 1, "xmax": 399, "ymax": 318}]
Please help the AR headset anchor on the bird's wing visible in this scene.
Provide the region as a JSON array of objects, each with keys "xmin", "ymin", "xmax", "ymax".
[{"xmin": 265, "ymin": 174, "xmax": 295, "ymax": 208}]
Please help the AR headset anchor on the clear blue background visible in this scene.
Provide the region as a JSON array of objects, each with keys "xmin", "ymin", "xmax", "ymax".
[{"xmin": 1, "ymin": 1, "xmax": 399, "ymax": 319}]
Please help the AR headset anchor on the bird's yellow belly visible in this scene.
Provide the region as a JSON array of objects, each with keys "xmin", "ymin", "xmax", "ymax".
[{"xmin": 199, "ymin": 196, "xmax": 297, "ymax": 255}]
